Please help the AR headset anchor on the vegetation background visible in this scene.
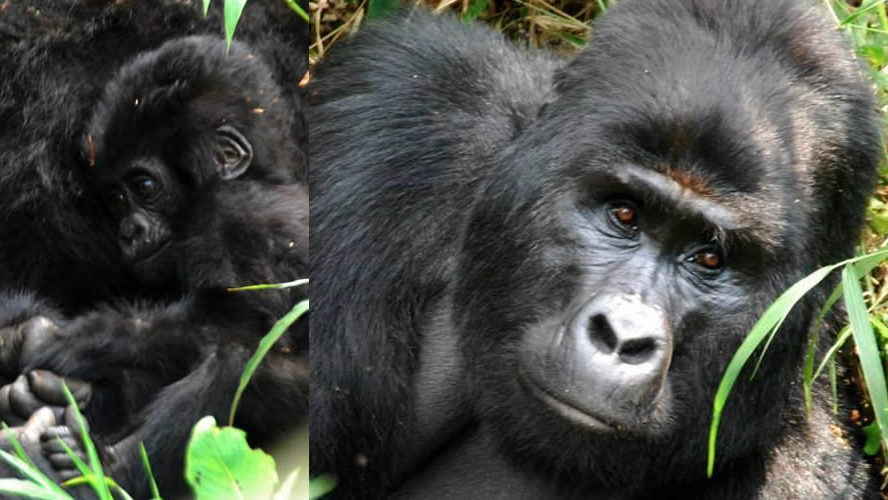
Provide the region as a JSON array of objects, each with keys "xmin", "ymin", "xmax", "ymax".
[{"xmin": 308, "ymin": 0, "xmax": 888, "ymax": 494}]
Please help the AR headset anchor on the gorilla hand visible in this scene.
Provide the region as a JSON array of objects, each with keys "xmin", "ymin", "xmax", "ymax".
[
  {"xmin": 0, "ymin": 316, "xmax": 60, "ymax": 380},
  {"xmin": 0, "ymin": 371, "xmax": 92, "ymax": 426}
]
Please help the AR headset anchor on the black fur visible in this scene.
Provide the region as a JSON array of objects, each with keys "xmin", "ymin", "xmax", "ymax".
[{"xmin": 309, "ymin": 1, "xmax": 882, "ymax": 498}]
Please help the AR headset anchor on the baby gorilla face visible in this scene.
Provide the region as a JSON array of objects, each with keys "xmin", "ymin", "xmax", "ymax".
[
  {"xmin": 85, "ymin": 120, "xmax": 255, "ymax": 286},
  {"xmin": 95, "ymin": 156, "xmax": 187, "ymax": 285}
]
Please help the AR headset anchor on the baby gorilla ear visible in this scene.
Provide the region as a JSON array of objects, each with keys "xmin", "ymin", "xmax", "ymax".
[{"xmin": 214, "ymin": 125, "xmax": 253, "ymax": 180}]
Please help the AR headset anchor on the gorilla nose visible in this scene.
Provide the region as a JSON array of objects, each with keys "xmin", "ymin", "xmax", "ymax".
[
  {"xmin": 118, "ymin": 214, "xmax": 151, "ymax": 256},
  {"xmin": 580, "ymin": 294, "xmax": 672, "ymax": 409}
]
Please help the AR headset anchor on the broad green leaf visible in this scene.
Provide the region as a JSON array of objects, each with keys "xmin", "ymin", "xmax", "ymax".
[
  {"xmin": 185, "ymin": 416, "xmax": 277, "ymax": 500},
  {"xmin": 842, "ymin": 265, "xmax": 888, "ymax": 456},
  {"xmin": 863, "ymin": 422, "xmax": 882, "ymax": 456},
  {"xmin": 272, "ymin": 469, "xmax": 300, "ymax": 500},
  {"xmin": 230, "ymin": 299, "xmax": 308, "ymax": 425},
  {"xmin": 224, "ymin": 0, "xmax": 248, "ymax": 53}
]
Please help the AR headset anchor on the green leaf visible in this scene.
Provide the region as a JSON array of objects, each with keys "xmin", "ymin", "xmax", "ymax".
[
  {"xmin": 462, "ymin": 0, "xmax": 488, "ymax": 22},
  {"xmin": 224, "ymin": 0, "xmax": 248, "ymax": 53},
  {"xmin": 272, "ymin": 469, "xmax": 300, "ymax": 500},
  {"xmin": 842, "ymin": 265, "xmax": 888, "ymax": 457},
  {"xmin": 230, "ymin": 299, "xmax": 308, "ymax": 425},
  {"xmin": 367, "ymin": 0, "xmax": 399, "ymax": 20},
  {"xmin": 867, "ymin": 198, "xmax": 888, "ymax": 236},
  {"xmin": 308, "ymin": 475, "xmax": 338, "ymax": 499},
  {"xmin": 202, "ymin": 0, "xmax": 211, "ymax": 15},
  {"xmin": 863, "ymin": 422, "xmax": 882, "ymax": 455},
  {"xmin": 185, "ymin": 416, "xmax": 278, "ymax": 500}
]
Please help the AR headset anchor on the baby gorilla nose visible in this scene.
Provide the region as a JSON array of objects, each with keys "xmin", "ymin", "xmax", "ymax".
[{"xmin": 118, "ymin": 213, "xmax": 153, "ymax": 260}]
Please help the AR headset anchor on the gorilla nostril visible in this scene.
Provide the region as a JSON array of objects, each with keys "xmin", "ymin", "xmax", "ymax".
[
  {"xmin": 618, "ymin": 338, "xmax": 658, "ymax": 365},
  {"xmin": 588, "ymin": 314, "xmax": 618, "ymax": 353}
]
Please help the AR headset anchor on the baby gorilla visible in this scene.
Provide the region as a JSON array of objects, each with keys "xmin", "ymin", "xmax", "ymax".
[{"xmin": 0, "ymin": 35, "xmax": 308, "ymax": 498}]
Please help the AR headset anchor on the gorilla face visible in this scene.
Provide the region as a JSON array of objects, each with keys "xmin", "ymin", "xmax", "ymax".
[
  {"xmin": 457, "ymin": 119, "xmax": 813, "ymax": 491},
  {"xmin": 452, "ymin": 8, "xmax": 851, "ymax": 484}
]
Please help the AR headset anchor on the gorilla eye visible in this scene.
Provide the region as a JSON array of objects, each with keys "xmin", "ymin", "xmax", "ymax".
[
  {"xmin": 107, "ymin": 190, "xmax": 127, "ymax": 210},
  {"xmin": 131, "ymin": 175, "xmax": 158, "ymax": 198},
  {"xmin": 690, "ymin": 249, "xmax": 723, "ymax": 270},
  {"xmin": 606, "ymin": 201, "xmax": 638, "ymax": 234}
]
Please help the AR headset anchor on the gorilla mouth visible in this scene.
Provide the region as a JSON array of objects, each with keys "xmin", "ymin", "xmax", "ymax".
[
  {"xmin": 131, "ymin": 239, "xmax": 172, "ymax": 264},
  {"xmin": 519, "ymin": 371, "xmax": 618, "ymax": 433}
]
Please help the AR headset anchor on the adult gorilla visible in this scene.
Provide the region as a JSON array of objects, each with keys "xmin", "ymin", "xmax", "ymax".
[{"xmin": 310, "ymin": 0, "xmax": 882, "ymax": 498}]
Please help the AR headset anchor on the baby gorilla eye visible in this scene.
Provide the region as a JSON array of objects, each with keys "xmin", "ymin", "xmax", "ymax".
[
  {"xmin": 131, "ymin": 175, "xmax": 158, "ymax": 198},
  {"xmin": 107, "ymin": 190, "xmax": 127, "ymax": 210}
]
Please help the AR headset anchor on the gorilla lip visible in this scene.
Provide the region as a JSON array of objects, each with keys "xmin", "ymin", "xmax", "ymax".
[
  {"xmin": 128, "ymin": 239, "xmax": 172, "ymax": 264},
  {"xmin": 518, "ymin": 370, "xmax": 618, "ymax": 433}
]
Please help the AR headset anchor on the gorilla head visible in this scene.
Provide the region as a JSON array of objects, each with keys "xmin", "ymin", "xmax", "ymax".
[
  {"xmin": 455, "ymin": 0, "xmax": 880, "ymax": 492},
  {"xmin": 82, "ymin": 35, "xmax": 303, "ymax": 287}
]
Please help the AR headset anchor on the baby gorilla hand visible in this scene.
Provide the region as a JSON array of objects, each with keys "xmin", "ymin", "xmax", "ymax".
[
  {"xmin": 0, "ymin": 316, "xmax": 60, "ymax": 380},
  {"xmin": 41, "ymin": 405, "xmax": 92, "ymax": 481},
  {"xmin": 0, "ymin": 370, "xmax": 91, "ymax": 426}
]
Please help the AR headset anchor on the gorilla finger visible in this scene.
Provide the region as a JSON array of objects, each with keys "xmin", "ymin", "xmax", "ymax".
[
  {"xmin": 28, "ymin": 371, "xmax": 92, "ymax": 407},
  {"xmin": 41, "ymin": 425, "xmax": 75, "ymax": 444},
  {"xmin": 0, "ymin": 383, "xmax": 25, "ymax": 426},
  {"xmin": 19, "ymin": 407, "xmax": 57, "ymax": 442},
  {"xmin": 9, "ymin": 374, "xmax": 44, "ymax": 418},
  {"xmin": 62, "ymin": 406, "xmax": 89, "ymax": 434}
]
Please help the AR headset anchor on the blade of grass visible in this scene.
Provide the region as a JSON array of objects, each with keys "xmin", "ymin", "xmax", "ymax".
[
  {"xmin": 842, "ymin": 264, "xmax": 888, "ymax": 454},
  {"xmin": 0, "ymin": 479, "xmax": 68, "ymax": 500},
  {"xmin": 62, "ymin": 475, "xmax": 132, "ymax": 500},
  {"xmin": 707, "ymin": 264, "xmax": 835, "ymax": 476},
  {"xmin": 61, "ymin": 383, "xmax": 111, "ymax": 500},
  {"xmin": 223, "ymin": 0, "xmax": 248, "ymax": 52},
  {"xmin": 802, "ymin": 281, "xmax": 843, "ymax": 411},
  {"xmin": 0, "ymin": 426, "xmax": 68, "ymax": 495},
  {"xmin": 228, "ymin": 278, "xmax": 308, "ymax": 292},
  {"xmin": 139, "ymin": 443, "xmax": 162, "ymax": 500},
  {"xmin": 812, "ymin": 326, "xmax": 852, "ymax": 383},
  {"xmin": 708, "ymin": 247, "xmax": 888, "ymax": 477},
  {"xmin": 229, "ymin": 299, "xmax": 309, "ymax": 425},
  {"xmin": 281, "ymin": 0, "xmax": 309, "ymax": 22}
]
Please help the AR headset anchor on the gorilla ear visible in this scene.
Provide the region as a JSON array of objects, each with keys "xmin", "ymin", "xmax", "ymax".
[{"xmin": 214, "ymin": 125, "xmax": 253, "ymax": 180}]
